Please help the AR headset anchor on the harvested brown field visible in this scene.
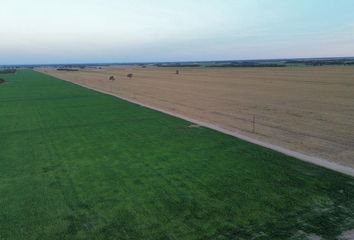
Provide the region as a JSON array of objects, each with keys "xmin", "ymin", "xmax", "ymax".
[{"xmin": 37, "ymin": 66, "xmax": 354, "ymax": 169}]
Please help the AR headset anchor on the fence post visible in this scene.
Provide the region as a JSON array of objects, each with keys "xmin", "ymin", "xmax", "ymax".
[{"xmin": 252, "ymin": 115, "xmax": 256, "ymax": 133}]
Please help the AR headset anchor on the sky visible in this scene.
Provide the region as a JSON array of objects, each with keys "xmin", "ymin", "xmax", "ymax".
[{"xmin": 1, "ymin": 0, "xmax": 354, "ymax": 64}]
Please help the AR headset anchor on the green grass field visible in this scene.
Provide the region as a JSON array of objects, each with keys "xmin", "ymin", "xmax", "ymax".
[{"xmin": 1, "ymin": 70, "xmax": 354, "ymax": 240}]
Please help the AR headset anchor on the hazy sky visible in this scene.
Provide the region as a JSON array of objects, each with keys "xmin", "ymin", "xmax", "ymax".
[{"xmin": 1, "ymin": 0, "xmax": 354, "ymax": 64}]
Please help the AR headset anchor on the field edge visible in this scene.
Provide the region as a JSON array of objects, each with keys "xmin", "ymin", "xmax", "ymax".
[{"xmin": 36, "ymin": 69, "xmax": 354, "ymax": 178}]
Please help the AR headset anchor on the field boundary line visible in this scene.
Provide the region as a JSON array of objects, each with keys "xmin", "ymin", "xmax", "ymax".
[{"xmin": 40, "ymin": 72, "xmax": 354, "ymax": 178}]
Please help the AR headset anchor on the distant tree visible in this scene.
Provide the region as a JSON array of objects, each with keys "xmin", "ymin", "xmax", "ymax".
[
  {"xmin": 127, "ymin": 73, "xmax": 133, "ymax": 79},
  {"xmin": 109, "ymin": 76, "xmax": 116, "ymax": 93}
]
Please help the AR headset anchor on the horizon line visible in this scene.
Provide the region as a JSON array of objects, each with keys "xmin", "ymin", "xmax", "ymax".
[{"xmin": 1, "ymin": 55, "xmax": 354, "ymax": 67}]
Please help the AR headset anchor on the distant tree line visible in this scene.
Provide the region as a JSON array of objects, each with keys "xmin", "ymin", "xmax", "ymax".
[
  {"xmin": 206, "ymin": 63, "xmax": 286, "ymax": 68},
  {"xmin": 285, "ymin": 59, "xmax": 354, "ymax": 66},
  {"xmin": 0, "ymin": 69, "xmax": 16, "ymax": 74},
  {"xmin": 155, "ymin": 62, "xmax": 288, "ymax": 68},
  {"xmin": 156, "ymin": 64, "xmax": 201, "ymax": 67},
  {"xmin": 57, "ymin": 68, "xmax": 79, "ymax": 71}
]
